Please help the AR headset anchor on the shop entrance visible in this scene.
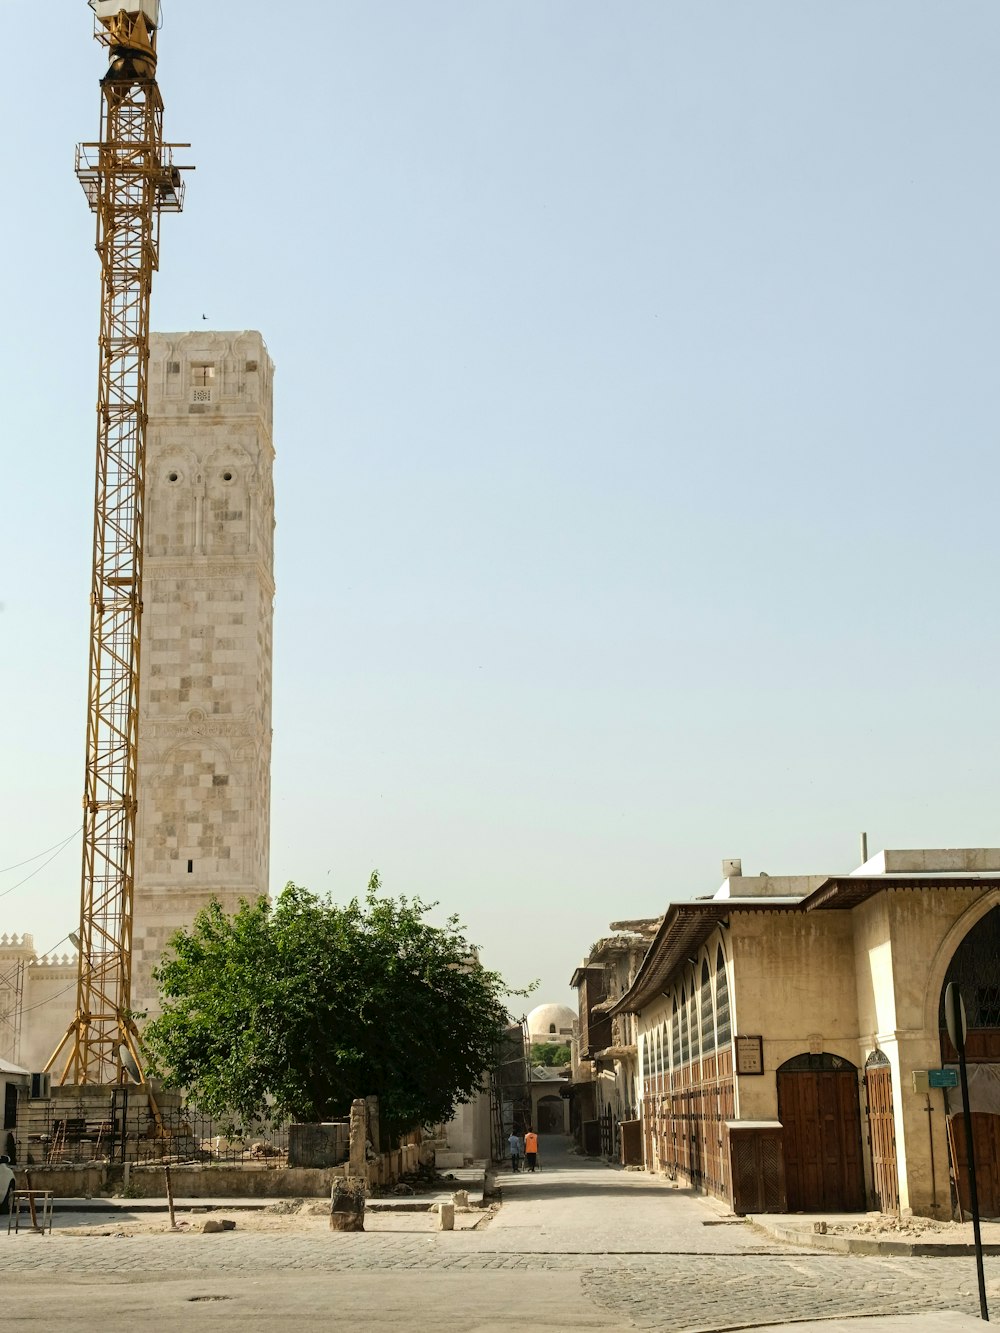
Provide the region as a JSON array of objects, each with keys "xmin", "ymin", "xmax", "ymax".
[{"xmin": 777, "ymin": 1053, "xmax": 865, "ymax": 1212}]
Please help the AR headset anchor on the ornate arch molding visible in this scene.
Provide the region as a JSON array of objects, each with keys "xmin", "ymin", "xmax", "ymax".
[
  {"xmin": 149, "ymin": 443, "xmax": 199, "ymax": 486},
  {"xmin": 778, "ymin": 1051, "xmax": 858, "ymax": 1074},
  {"xmin": 151, "ymin": 735, "xmax": 235, "ymax": 777},
  {"xmin": 922, "ymin": 890, "xmax": 1000, "ymax": 1033}
]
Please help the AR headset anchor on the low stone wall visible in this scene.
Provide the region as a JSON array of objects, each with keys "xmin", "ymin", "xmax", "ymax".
[
  {"xmin": 15, "ymin": 1162, "xmax": 348, "ymax": 1199},
  {"xmin": 367, "ymin": 1143, "xmax": 420, "ymax": 1188},
  {"xmin": 15, "ymin": 1142, "xmax": 420, "ymax": 1199}
]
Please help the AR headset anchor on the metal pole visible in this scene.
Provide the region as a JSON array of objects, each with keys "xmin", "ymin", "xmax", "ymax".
[
  {"xmin": 925, "ymin": 1093, "xmax": 937, "ymax": 1211},
  {"xmin": 164, "ymin": 1161, "xmax": 176, "ymax": 1230},
  {"xmin": 951, "ymin": 984, "xmax": 989, "ymax": 1321}
]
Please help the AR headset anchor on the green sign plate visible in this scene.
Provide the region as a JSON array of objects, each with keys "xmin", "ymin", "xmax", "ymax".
[{"xmin": 929, "ymin": 1068, "xmax": 958, "ymax": 1088}]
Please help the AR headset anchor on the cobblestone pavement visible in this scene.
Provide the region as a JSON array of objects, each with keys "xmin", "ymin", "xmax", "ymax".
[
  {"xmin": 4, "ymin": 1138, "xmax": 999, "ymax": 1330},
  {"xmin": 5, "ymin": 1223, "xmax": 998, "ymax": 1328},
  {"xmin": 582, "ymin": 1254, "xmax": 995, "ymax": 1330}
]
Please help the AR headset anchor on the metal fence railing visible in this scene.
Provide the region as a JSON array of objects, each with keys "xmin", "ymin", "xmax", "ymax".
[{"xmin": 20, "ymin": 1092, "xmax": 291, "ymax": 1167}]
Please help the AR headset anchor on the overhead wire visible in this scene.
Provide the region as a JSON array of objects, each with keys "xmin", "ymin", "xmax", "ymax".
[
  {"xmin": 0, "ymin": 826, "xmax": 82, "ymax": 877},
  {"xmin": 3, "ymin": 929, "xmax": 81, "ymax": 1021},
  {"xmin": 18, "ymin": 980, "xmax": 78, "ymax": 1017},
  {"xmin": 0, "ymin": 837, "xmax": 81, "ymax": 1027},
  {"xmin": 0, "ymin": 828, "xmax": 81, "ymax": 903}
]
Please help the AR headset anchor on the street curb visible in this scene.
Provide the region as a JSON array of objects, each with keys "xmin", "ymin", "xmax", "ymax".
[
  {"xmin": 749, "ymin": 1217, "xmax": 1000, "ymax": 1257},
  {"xmin": 43, "ymin": 1193, "xmax": 485, "ymax": 1216}
]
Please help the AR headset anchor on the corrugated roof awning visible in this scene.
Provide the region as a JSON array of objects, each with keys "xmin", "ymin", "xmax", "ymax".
[
  {"xmin": 608, "ymin": 900, "xmax": 790, "ymax": 1015},
  {"xmin": 803, "ymin": 875, "xmax": 1000, "ymax": 911},
  {"xmin": 612, "ymin": 877, "xmax": 1000, "ymax": 1016}
]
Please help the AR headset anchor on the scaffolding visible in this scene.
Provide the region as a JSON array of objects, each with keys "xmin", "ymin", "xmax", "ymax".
[
  {"xmin": 0, "ymin": 958, "xmax": 25, "ymax": 1066},
  {"xmin": 488, "ymin": 1016, "xmax": 532, "ymax": 1162}
]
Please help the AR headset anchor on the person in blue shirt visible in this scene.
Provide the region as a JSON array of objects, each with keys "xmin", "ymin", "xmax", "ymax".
[{"xmin": 507, "ymin": 1130, "xmax": 523, "ymax": 1172}]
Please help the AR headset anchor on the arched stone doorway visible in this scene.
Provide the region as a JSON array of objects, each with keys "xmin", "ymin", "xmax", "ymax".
[
  {"xmin": 777, "ymin": 1053, "xmax": 865, "ymax": 1212},
  {"xmin": 939, "ymin": 905, "xmax": 1000, "ymax": 1217},
  {"xmin": 537, "ymin": 1095, "xmax": 566, "ymax": 1135}
]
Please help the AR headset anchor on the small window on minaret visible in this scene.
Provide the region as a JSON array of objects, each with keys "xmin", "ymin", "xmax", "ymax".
[
  {"xmin": 187, "ymin": 859, "xmax": 193, "ymax": 874},
  {"xmin": 191, "ymin": 364, "xmax": 215, "ymax": 387}
]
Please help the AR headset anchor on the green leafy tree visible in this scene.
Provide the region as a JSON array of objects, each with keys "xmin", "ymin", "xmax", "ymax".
[
  {"xmin": 532, "ymin": 1041, "xmax": 572, "ymax": 1067},
  {"xmin": 144, "ymin": 875, "xmax": 520, "ymax": 1141}
]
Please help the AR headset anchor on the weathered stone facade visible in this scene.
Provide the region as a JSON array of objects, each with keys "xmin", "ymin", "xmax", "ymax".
[{"xmin": 131, "ymin": 331, "xmax": 275, "ymax": 1015}]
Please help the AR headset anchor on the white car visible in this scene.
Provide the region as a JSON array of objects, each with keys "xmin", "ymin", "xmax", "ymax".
[{"xmin": 0, "ymin": 1156, "xmax": 14, "ymax": 1214}]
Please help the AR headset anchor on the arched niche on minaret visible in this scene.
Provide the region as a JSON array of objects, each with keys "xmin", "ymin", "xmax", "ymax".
[
  {"xmin": 142, "ymin": 734, "xmax": 245, "ymax": 882},
  {"xmin": 146, "ymin": 444, "xmax": 199, "ymax": 557},
  {"xmin": 204, "ymin": 443, "xmax": 255, "ymax": 556}
]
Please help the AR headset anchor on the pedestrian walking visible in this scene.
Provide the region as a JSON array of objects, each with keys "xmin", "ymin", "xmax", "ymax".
[
  {"xmin": 524, "ymin": 1128, "xmax": 538, "ymax": 1172},
  {"xmin": 507, "ymin": 1130, "xmax": 523, "ymax": 1173}
]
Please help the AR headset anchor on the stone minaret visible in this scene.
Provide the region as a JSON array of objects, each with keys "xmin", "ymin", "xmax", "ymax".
[{"xmin": 131, "ymin": 331, "xmax": 275, "ymax": 1015}]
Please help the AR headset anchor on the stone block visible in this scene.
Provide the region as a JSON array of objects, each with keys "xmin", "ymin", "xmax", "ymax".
[
  {"xmin": 288, "ymin": 1122, "xmax": 349, "ymax": 1169},
  {"xmin": 330, "ymin": 1178, "xmax": 366, "ymax": 1233},
  {"xmin": 437, "ymin": 1202, "xmax": 455, "ymax": 1231}
]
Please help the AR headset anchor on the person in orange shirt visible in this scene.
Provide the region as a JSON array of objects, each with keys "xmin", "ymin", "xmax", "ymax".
[{"xmin": 523, "ymin": 1128, "xmax": 538, "ymax": 1172}]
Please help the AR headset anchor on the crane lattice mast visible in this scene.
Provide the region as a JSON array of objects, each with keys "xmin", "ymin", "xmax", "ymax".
[{"xmin": 48, "ymin": 0, "xmax": 191, "ymax": 1085}]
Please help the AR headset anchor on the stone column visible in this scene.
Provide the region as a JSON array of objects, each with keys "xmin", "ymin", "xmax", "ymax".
[
  {"xmin": 365, "ymin": 1095, "xmax": 380, "ymax": 1154},
  {"xmin": 349, "ymin": 1098, "xmax": 368, "ymax": 1177}
]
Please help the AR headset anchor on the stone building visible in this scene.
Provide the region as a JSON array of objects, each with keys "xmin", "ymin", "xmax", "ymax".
[
  {"xmin": 613, "ymin": 848, "xmax": 1000, "ymax": 1219},
  {"xmin": 569, "ymin": 920, "xmax": 658, "ymax": 1160},
  {"xmin": 132, "ymin": 330, "xmax": 275, "ymax": 1014},
  {"xmin": 526, "ymin": 1003, "xmax": 576, "ymax": 1049},
  {"xmin": 4, "ymin": 330, "xmax": 275, "ymax": 1068}
]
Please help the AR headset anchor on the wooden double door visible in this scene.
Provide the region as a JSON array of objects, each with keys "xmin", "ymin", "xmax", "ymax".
[
  {"xmin": 948, "ymin": 1113, "xmax": 1000, "ymax": 1219},
  {"xmin": 778, "ymin": 1065, "xmax": 865, "ymax": 1212}
]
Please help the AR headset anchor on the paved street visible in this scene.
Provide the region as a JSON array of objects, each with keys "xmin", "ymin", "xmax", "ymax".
[{"xmin": 3, "ymin": 1135, "xmax": 997, "ymax": 1330}]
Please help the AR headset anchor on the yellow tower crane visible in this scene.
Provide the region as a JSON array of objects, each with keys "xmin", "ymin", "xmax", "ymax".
[{"xmin": 48, "ymin": 0, "xmax": 192, "ymax": 1086}]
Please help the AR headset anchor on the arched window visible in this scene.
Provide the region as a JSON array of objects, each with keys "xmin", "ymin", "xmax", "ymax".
[
  {"xmin": 679, "ymin": 986, "xmax": 689, "ymax": 1065},
  {"xmin": 700, "ymin": 958, "xmax": 715, "ymax": 1054},
  {"xmin": 671, "ymin": 998, "xmax": 681, "ymax": 1068},
  {"xmin": 688, "ymin": 976, "xmax": 701, "ymax": 1061},
  {"xmin": 549, "ymin": 1023, "xmax": 556, "ymax": 1034},
  {"xmin": 716, "ymin": 945, "xmax": 731, "ymax": 1048},
  {"xmin": 939, "ymin": 905, "xmax": 1000, "ymax": 1032}
]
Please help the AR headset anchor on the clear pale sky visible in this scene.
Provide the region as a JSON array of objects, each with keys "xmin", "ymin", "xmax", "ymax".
[{"xmin": 2, "ymin": 2, "xmax": 999, "ymax": 1010}]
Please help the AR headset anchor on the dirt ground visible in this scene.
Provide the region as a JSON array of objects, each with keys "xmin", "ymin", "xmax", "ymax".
[{"xmin": 60, "ymin": 1200, "xmax": 496, "ymax": 1237}]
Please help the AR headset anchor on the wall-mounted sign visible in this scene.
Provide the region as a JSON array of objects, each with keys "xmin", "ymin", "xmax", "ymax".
[
  {"xmin": 928, "ymin": 1068, "xmax": 959, "ymax": 1089},
  {"xmin": 736, "ymin": 1035, "xmax": 764, "ymax": 1075}
]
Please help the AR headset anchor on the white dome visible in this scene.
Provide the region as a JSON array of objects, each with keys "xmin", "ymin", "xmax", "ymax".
[{"xmin": 527, "ymin": 1002, "xmax": 576, "ymax": 1042}]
